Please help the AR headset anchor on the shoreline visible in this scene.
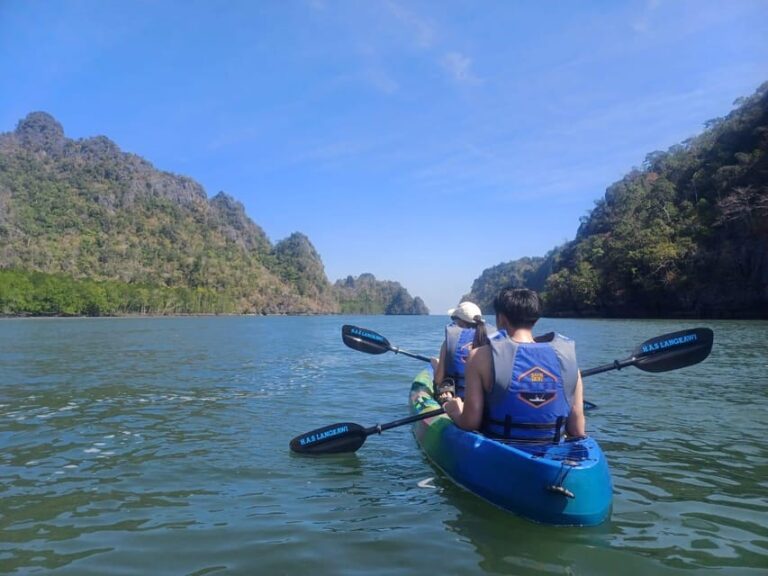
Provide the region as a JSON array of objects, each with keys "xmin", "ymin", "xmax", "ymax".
[{"xmin": 1, "ymin": 312, "xmax": 765, "ymax": 321}]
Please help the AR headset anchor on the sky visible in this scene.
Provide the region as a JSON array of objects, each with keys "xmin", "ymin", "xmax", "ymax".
[{"xmin": 1, "ymin": 1, "xmax": 767, "ymax": 314}]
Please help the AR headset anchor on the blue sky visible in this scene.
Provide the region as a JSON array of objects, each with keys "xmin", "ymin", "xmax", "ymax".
[{"xmin": 1, "ymin": 1, "xmax": 767, "ymax": 314}]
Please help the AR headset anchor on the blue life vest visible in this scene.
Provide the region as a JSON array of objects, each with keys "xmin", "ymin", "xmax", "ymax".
[
  {"xmin": 483, "ymin": 333, "xmax": 578, "ymax": 442},
  {"xmin": 444, "ymin": 324, "xmax": 475, "ymax": 398},
  {"xmin": 444, "ymin": 323, "xmax": 498, "ymax": 398}
]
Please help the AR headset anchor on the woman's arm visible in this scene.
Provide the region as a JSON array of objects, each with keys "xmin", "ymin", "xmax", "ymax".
[
  {"xmin": 433, "ymin": 341, "xmax": 447, "ymax": 382},
  {"xmin": 444, "ymin": 346, "xmax": 489, "ymax": 431}
]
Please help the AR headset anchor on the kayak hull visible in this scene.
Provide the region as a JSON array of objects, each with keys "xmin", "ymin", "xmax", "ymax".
[{"xmin": 410, "ymin": 369, "xmax": 612, "ymax": 526}]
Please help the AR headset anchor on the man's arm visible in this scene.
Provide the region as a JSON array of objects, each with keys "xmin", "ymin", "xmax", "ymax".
[{"xmin": 565, "ymin": 372, "xmax": 586, "ymax": 437}]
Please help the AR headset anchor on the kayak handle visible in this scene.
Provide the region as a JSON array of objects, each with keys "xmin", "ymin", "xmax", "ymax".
[{"xmin": 546, "ymin": 485, "xmax": 575, "ymax": 499}]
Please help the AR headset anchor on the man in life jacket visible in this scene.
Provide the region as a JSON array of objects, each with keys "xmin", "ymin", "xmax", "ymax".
[
  {"xmin": 443, "ymin": 288, "xmax": 586, "ymax": 442},
  {"xmin": 432, "ymin": 301, "xmax": 492, "ymax": 403}
]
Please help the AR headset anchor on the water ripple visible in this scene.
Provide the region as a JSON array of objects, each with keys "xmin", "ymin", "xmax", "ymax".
[{"xmin": 1, "ymin": 317, "xmax": 767, "ymax": 575}]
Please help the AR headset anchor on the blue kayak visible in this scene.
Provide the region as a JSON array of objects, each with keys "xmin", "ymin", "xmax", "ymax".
[{"xmin": 409, "ymin": 369, "xmax": 612, "ymax": 526}]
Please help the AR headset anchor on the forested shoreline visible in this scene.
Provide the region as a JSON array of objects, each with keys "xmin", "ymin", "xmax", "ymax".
[
  {"xmin": 0, "ymin": 268, "xmax": 236, "ymax": 317},
  {"xmin": 0, "ymin": 113, "xmax": 427, "ymax": 317},
  {"xmin": 468, "ymin": 82, "xmax": 768, "ymax": 319},
  {"xmin": 0, "ymin": 269, "xmax": 429, "ymax": 318}
]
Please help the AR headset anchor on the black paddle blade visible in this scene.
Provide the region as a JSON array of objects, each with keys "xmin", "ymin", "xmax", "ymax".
[
  {"xmin": 633, "ymin": 327, "xmax": 713, "ymax": 373},
  {"xmin": 289, "ymin": 422, "xmax": 368, "ymax": 455},
  {"xmin": 341, "ymin": 325, "xmax": 391, "ymax": 355}
]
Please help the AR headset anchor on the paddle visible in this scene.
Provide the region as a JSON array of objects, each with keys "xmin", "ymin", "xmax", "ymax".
[
  {"xmin": 290, "ymin": 326, "xmax": 713, "ymax": 455},
  {"xmin": 341, "ymin": 324, "xmax": 432, "ymax": 362},
  {"xmin": 579, "ymin": 327, "xmax": 714, "ymax": 377},
  {"xmin": 289, "ymin": 410, "xmax": 445, "ymax": 454}
]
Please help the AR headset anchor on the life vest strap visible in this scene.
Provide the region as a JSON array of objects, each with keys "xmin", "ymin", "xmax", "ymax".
[
  {"xmin": 486, "ymin": 417, "xmax": 561, "ymax": 429},
  {"xmin": 486, "ymin": 415, "xmax": 565, "ymax": 443},
  {"xmin": 553, "ymin": 416, "xmax": 564, "ymax": 443}
]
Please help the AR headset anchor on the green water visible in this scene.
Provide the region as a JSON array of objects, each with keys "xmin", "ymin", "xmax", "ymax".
[{"xmin": 1, "ymin": 316, "xmax": 766, "ymax": 575}]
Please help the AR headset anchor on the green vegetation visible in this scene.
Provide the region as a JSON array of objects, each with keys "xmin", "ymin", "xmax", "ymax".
[
  {"xmin": 273, "ymin": 232, "xmax": 337, "ymax": 309},
  {"xmin": 0, "ymin": 112, "xmax": 428, "ymax": 316},
  {"xmin": 0, "ymin": 268, "xmax": 235, "ymax": 316},
  {"xmin": 334, "ymin": 273, "xmax": 429, "ymax": 315},
  {"xmin": 468, "ymin": 82, "xmax": 768, "ymax": 319},
  {"xmin": 467, "ymin": 256, "xmax": 553, "ymax": 313}
]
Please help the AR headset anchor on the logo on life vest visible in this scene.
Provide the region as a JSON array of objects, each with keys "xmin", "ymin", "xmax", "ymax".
[
  {"xmin": 517, "ymin": 366, "xmax": 558, "ymax": 408},
  {"xmin": 518, "ymin": 391, "xmax": 556, "ymax": 407}
]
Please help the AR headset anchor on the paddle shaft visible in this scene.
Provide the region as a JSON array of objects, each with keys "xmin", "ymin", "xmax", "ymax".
[
  {"xmin": 581, "ymin": 358, "xmax": 635, "ymax": 378},
  {"xmin": 390, "ymin": 346, "xmax": 433, "ymax": 363},
  {"xmin": 364, "ymin": 408, "xmax": 445, "ymax": 436}
]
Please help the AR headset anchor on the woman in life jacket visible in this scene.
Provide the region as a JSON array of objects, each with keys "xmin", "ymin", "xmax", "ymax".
[
  {"xmin": 443, "ymin": 288, "xmax": 586, "ymax": 442},
  {"xmin": 432, "ymin": 301, "xmax": 491, "ymax": 404}
]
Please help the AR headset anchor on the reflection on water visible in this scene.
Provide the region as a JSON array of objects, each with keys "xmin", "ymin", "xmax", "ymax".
[{"xmin": 0, "ymin": 317, "xmax": 767, "ymax": 574}]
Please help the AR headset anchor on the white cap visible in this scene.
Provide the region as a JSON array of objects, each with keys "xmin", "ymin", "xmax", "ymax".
[{"xmin": 447, "ymin": 301, "xmax": 483, "ymax": 324}]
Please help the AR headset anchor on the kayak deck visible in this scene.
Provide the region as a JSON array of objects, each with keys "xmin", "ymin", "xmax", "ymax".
[{"xmin": 409, "ymin": 369, "xmax": 612, "ymax": 526}]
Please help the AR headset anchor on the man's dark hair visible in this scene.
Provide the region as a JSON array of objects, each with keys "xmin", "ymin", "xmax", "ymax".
[{"xmin": 493, "ymin": 287, "xmax": 542, "ymax": 328}]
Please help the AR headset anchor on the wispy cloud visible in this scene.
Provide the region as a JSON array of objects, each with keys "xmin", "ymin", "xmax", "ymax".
[
  {"xmin": 442, "ymin": 51, "xmax": 482, "ymax": 84},
  {"xmin": 340, "ymin": 2, "xmax": 483, "ymax": 92},
  {"xmin": 364, "ymin": 67, "xmax": 399, "ymax": 94},
  {"xmin": 385, "ymin": 0, "xmax": 435, "ymax": 48},
  {"xmin": 542, "ymin": 84, "xmax": 737, "ymax": 149}
]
